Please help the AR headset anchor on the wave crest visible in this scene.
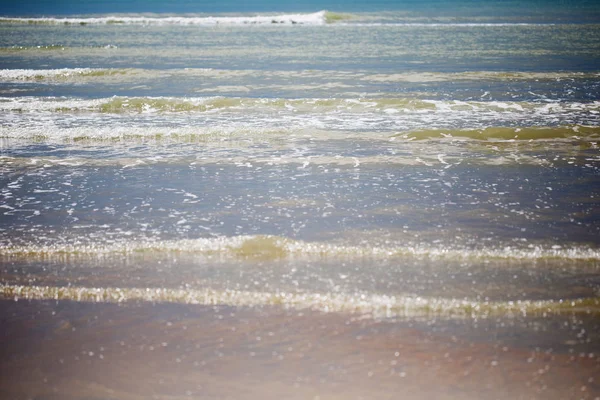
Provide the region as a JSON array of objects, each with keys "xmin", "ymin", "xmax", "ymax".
[
  {"xmin": 2, "ymin": 95, "xmax": 599, "ymax": 116},
  {"xmin": 2, "ymin": 235, "xmax": 599, "ymax": 261},
  {"xmin": 0, "ymin": 11, "xmax": 328, "ymax": 26},
  {"xmin": 2, "ymin": 284, "xmax": 598, "ymax": 319}
]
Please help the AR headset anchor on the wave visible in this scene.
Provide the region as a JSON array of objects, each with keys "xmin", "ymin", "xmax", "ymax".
[
  {"xmin": 0, "ymin": 45, "xmax": 118, "ymax": 52},
  {"xmin": 1, "ymin": 96, "xmax": 597, "ymax": 147},
  {"xmin": 2, "ymin": 95, "xmax": 599, "ymax": 115},
  {"xmin": 2, "ymin": 235, "xmax": 599, "ymax": 261},
  {"xmin": 2, "ymin": 67, "xmax": 599, "ymax": 83},
  {"xmin": 0, "ymin": 125, "xmax": 314, "ymax": 143},
  {"xmin": 363, "ymin": 71, "xmax": 600, "ymax": 83},
  {"xmin": 0, "ymin": 45, "xmax": 68, "ymax": 52},
  {"xmin": 0, "ymin": 151, "xmax": 570, "ymax": 168},
  {"xmin": 0, "ymin": 11, "xmax": 331, "ymax": 26},
  {"xmin": 0, "ymin": 96, "xmax": 249, "ymax": 113},
  {"xmin": 0, "ymin": 13, "xmax": 584, "ymax": 27},
  {"xmin": 336, "ymin": 22, "xmax": 560, "ymax": 27},
  {"xmin": 394, "ymin": 126, "xmax": 600, "ymax": 141},
  {"xmin": 1, "ymin": 283, "xmax": 598, "ymax": 319},
  {"xmin": 0, "ymin": 68, "xmax": 127, "ymax": 81}
]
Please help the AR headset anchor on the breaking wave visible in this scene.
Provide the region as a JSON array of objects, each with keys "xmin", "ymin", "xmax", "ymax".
[
  {"xmin": 2, "ymin": 95, "xmax": 599, "ymax": 116},
  {"xmin": 394, "ymin": 126, "xmax": 600, "ymax": 141},
  {"xmin": 2, "ymin": 235, "xmax": 599, "ymax": 261},
  {"xmin": 1, "ymin": 283, "xmax": 598, "ymax": 318},
  {"xmin": 0, "ymin": 13, "xmax": 576, "ymax": 27},
  {"xmin": 2, "ymin": 68, "xmax": 599, "ymax": 83},
  {"xmin": 0, "ymin": 68, "xmax": 128, "ymax": 80},
  {"xmin": 0, "ymin": 11, "xmax": 331, "ymax": 26},
  {"xmin": 0, "ymin": 45, "xmax": 117, "ymax": 52}
]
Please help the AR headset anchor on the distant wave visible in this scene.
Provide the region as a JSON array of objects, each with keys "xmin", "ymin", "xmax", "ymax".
[
  {"xmin": 392, "ymin": 126, "xmax": 600, "ymax": 141},
  {"xmin": 2, "ymin": 67, "xmax": 599, "ymax": 82},
  {"xmin": 0, "ymin": 152, "xmax": 567, "ymax": 168},
  {"xmin": 2, "ymin": 95, "xmax": 599, "ymax": 115},
  {"xmin": 2, "ymin": 283, "xmax": 598, "ymax": 319},
  {"xmin": 0, "ymin": 11, "xmax": 333, "ymax": 26},
  {"xmin": 1, "ymin": 95, "xmax": 599, "ymax": 138},
  {"xmin": 0, "ymin": 45, "xmax": 69, "ymax": 52},
  {"xmin": 337, "ymin": 22, "xmax": 557, "ymax": 27},
  {"xmin": 0, "ymin": 13, "xmax": 575, "ymax": 27},
  {"xmin": 1, "ymin": 124, "xmax": 597, "ymax": 146},
  {"xmin": 0, "ymin": 45, "xmax": 117, "ymax": 52},
  {"xmin": 0, "ymin": 67, "xmax": 125, "ymax": 80},
  {"xmin": 1, "ymin": 95, "xmax": 598, "ymax": 147},
  {"xmin": 2, "ymin": 235, "xmax": 599, "ymax": 261}
]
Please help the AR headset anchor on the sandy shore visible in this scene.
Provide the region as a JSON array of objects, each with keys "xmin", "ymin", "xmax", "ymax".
[{"xmin": 1, "ymin": 299, "xmax": 599, "ymax": 400}]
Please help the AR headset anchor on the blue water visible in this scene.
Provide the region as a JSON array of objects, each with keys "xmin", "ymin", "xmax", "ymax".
[
  {"xmin": 1, "ymin": 0, "xmax": 599, "ymax": 288},
  {"xmin": 1, "ymin": 1, "xmax": 600, "ymax": 398},
  {"xmin": 2, "ymin": 0, "xmax": 600, "ymax": 22}
]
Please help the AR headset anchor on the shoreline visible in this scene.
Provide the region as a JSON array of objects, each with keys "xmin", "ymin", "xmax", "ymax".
[{"xmin": 1, "ymin": 299, "xmax": 598, "ymax": 399}]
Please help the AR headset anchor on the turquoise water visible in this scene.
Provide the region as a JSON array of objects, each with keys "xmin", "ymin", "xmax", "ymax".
[{"xmin": 2, "ymin": 0, "xmax": 600, "ymax": 22}]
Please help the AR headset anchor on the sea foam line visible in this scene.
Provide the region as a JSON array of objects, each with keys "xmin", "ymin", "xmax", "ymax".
[
  {"xmin": 0, "ymin": 68, "xmax": 110, "ymax": 80},
  {"xmin": 0, "ymin": 15, "xmax": 575, "ymax": 27},
  {"xmin": 337, "ymin": 22, "xmax": 558, "ymax": 27},
  {"xmin": 2, "ymin": 68, "xmax": 598, "ymax": 83},
  {"xmin": 1, "ymin": 283, "xmax": 598, "ymax": 318},
  {"xmin": 1, "ymin": 235, "xmax": 599, "ymax": 261},
  {"xmin": 0, "ymin": 11, "xmax": 327, "ymax": 26},
  {"xmin": 1, "ymin": 95, "xmax": 599, "ymax": 114}
]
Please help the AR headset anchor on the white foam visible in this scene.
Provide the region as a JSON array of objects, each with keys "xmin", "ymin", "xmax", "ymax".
[
  {"xmin": 0, "ymin": 95, "xmax": 216, "ymax": 112},
  {"xmin": 2, "ymin": 68, "xmax": 596, "ymax": 85},
  {"xmin": 0, "ymin": 68, "xmax": 101, "ymax": 81},
  {"xmin": 1, "ymin": 95, "xmax": 599, "ymax": 114},
  {"xmin": 337, "ymin": 22, "xmax": 556, "ymax": 27},
  {"xmin": 0, "ymin": 97, "xmax": 598, "ymax": 145},
  {"xmin": 1, "ymin": 235, "xmax": 599, "ymax": 261},
  {"xmin": 0, "ymin": 11, "xmax": 327, "ymax": 26},
  {"xmin": 2, "ymin": 283, "xmax": 598, "ymax": 319}
]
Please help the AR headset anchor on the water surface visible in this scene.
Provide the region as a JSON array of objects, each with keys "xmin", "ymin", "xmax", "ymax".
[{"xmin": 1, "ymin": 1, "xmax": 600, "ymax": 398}]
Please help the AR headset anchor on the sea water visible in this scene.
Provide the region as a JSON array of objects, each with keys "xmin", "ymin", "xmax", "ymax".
[{"xmin": 0, "ymin": 1, "xmax": 599, "ymax": 399}]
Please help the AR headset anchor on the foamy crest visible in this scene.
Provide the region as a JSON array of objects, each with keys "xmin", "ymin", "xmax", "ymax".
[
  {"xmin": 2, "ymin": 95, "xmax": 599, "ymax": 115},
  {"xmin": 0, "ymin": 68, "xmax": 107, "ymax": 81},
  {"xmin": 0, "ymin": 11, "xmax": 327, "ymax": 26},
  {"xmin": 1, "ymin": 96, "xmax": 598, "ymax": 144},
  {"xmin": 2, "ymin": 235, "xmax": 599, "ymax": 261},
  {"xmin": 2, "ymin": 283, "xmax": 598, "ymax": 319}
]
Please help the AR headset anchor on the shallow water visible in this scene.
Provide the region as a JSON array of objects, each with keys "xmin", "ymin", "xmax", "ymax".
[
  {"xmin": 1, "ymin": 1, "xmax": 600, "ymax": 398},
  {"xmin": 1, "ymin": 299, "xmax": 599, "ymax": 400}
]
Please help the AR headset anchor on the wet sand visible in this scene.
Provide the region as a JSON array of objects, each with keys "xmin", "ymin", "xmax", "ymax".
[{"xmin": 1, "ymin": 299, "xmax": 599, "ymax": 400}]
